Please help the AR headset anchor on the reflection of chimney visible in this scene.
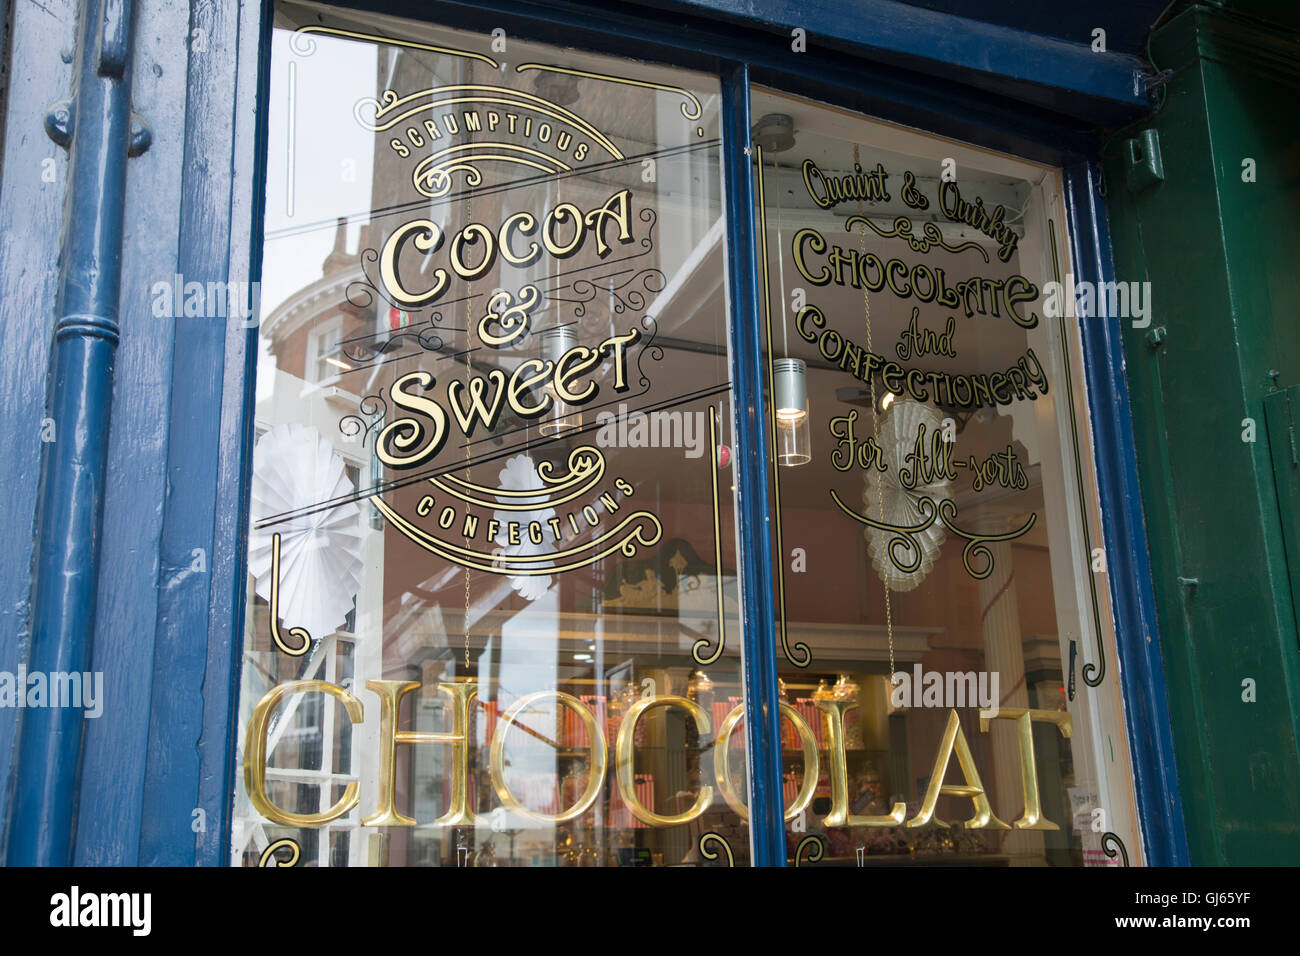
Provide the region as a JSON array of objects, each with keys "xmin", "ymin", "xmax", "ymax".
[
  {"xmin": 322, "ymin": 216, "xmax": 350, "ymax": 276},
  {"xmin": 325, "ymin": 216, "xmax": 369, "ymax": 320},
  {"xmin": 359, "ymin": 220, "xmax": 379, "ymax": 254}
]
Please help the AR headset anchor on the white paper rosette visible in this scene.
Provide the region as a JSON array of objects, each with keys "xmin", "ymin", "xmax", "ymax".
[
  {"xmin": 492, "ymin": 454, "xmax": 556, "ymax": 602},
  {"xmin": 248, "ymin": 424, "xmax": 364, "ymax": 638},
  {"xmin": 862, "ymin": 399, "xmax": 952, "ymax": 592}
]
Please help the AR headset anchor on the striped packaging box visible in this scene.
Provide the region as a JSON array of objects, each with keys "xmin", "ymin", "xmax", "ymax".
[{"xmin": 634, "ymin": 774, "xmax": 654, "ymax": 829}]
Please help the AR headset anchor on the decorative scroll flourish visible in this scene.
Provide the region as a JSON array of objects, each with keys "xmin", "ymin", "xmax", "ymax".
[
  {"xmin": 794, "ymin": 834, "xmax": 825, "ymax": 867},
  {"xmin": 755, "ymin": 144, "xmax": 811, "ymax": 669},
  {"xmin": 258, "ymin": 838, "xmax": 301, "ymax": 867},
  {"xmin": 693, "ymin": 406, "xmax": 727, "ymax": 666},
  {"xmin": 290, "ymin": 25, "xmax": 499, "ymax": 68},
  {"xmin": 830, "ymin": 490, "xmax": 1036, "ymax": 581},
  {"xmin": 339, "ymin": 391, "xmax": 388, "ymax": 450},
  {"xmin": 843, "ymin": 214, "xmax": 990, "ymax": 262},
  {"xmin": 429, "ymin": 446, "xmax": 606, "ymax": 512},
  {"xmin": 634, "ymin": 312, "xmax": 663, "ymax": 390},
  {"xmin": 697, "ymin": 832, "xmax": 734, "ymax": 866},
  {"xmin": 935, "ymin": 498, "xmax": 1037, "ymax": 580},
  {"xmin": 635, "ymin": 208, "xmax": 658, "ymax": 255},
  {"xmin": 546, "ymin": 279, "xmax": 600, "ymax": 317},
  {"xmin": 562, "ymin": 267, "xmax": 667, "ymax": 320},
  {"xmin": 542, "ymin": 209, "xmax": 661, "ymax": 318},
  {"xmin": 372, "ymin": 497, "xmax": 663, "ymax": 576},
  {"xmin": 1048, "ymin": 221, "xmax": 1109, "ymax": 688},
  {"xmin": 1100, "ymin": 832, "xmax": 1130, "ymax": 867},
  {"xmin": 346, "ymin": 248, "xmax": 403, "ymax": 314},
  {"xmin": 340, "ymin": 326, "xmax": 446, "ymax": 368},
  {"xmin": 412, "ymin": 145, "xmax": 567, "ymax": 198},
  {"xmin": 839, "ymin": 490, "xmax": 939, "ymax": 575},
  {"xmin": 610, "ymin": 267, "xmax": 666, "ymax": 315},
  {"xmin": 268, "ymin": 533, "xmax": 310, "ymax": 656},
  {"xmin": 515, "ymin": 63, "xmax": 702, "ymax": 120}
]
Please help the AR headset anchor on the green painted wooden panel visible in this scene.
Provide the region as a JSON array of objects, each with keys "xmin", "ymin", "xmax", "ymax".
[
  {"xmin": 1264, "ymin": 388, "xmax": 1300, "ymax": 643},
  {"xmin": 1102, "ymin": 4, "xmax": 1300, "ymax": 864}
]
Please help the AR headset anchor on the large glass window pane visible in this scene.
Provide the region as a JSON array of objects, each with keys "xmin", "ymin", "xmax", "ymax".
[
  {"xmin": 233, "ymin": 1, "xmax": 750, "ymax": 867},
  {"xmin": 751, "ymin": 89, "xmax": 1143, "ymax": 866}
]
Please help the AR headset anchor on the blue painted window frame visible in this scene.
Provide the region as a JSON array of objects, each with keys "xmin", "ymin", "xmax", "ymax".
[{"xmin": 159, "ymin": 0, "xmax": 1187, "ymax": 867}]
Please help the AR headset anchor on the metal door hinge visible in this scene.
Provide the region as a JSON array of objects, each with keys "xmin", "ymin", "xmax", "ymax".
[{"xmin": 1124, "ymin": 128, "xmax": 1164, "ymax": 194}]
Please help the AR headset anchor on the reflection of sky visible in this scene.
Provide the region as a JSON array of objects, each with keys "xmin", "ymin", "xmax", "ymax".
[{"xmin": 261, "ymin": 30, "xmax": 377, "ymax": 318}]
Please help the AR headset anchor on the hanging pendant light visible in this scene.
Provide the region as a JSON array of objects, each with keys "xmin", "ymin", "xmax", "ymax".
[
  {"xmin": 686, "ymin": 668, "xmax": 714, "ymax": 704},
  {"xmin": 538, "ymin": 326, "xmax": 582, "ymax": 436},
  {"xmin": 757, "ymin": 130, "xmax": 813, "ymax": 470},
  {"xmin": 774, "ymin": 357, "xmax": 811, "ymax": 467},
  {"xmin": 752, "ymin": 114, "xmax": 796, "ymax": 154}
]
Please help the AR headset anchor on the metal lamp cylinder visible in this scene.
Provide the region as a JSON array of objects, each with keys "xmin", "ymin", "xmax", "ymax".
[
  {"xmin": 539, "ymin": 326, "xmax": 583, "ymax": 436},
  {"xmin": 773, "ymin": 357, "xmax": 811, "ymax": 466}
]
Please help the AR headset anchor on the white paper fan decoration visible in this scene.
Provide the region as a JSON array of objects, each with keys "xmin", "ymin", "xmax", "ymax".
[
  {"xmin": 248, "ymin": 424, "xmax": 364, "ymax": 639},
  {"xmin": 492, "ymin": 454, "xmax": 555, "ymax": 602},
  {"xmin": 862, "ymin": 398, "xmax": 952, "ymax": 592}
]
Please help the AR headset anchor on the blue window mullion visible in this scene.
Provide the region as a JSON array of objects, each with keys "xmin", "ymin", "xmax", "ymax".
[
  {"xmin": 1063, "ymin": 160, "xmax": 1189, "ymax": 866},
  {"xmin": 720, "ymin": 62, "xmax": 787, "ymax": 867}
]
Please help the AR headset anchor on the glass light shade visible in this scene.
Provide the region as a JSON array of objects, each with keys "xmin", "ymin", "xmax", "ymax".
[
  {"xmin": 686, "ymin": 669, "xmax": 714, "ymax": 703},
  {"xmin": 539, "ymin": 391, "xmax": 584, "ymax": 436},
  {"xmin": 539, "ymin": 326, "xmax": 583, "ymax": 436},
  {"xmin": 832, "ymin": 673, "xmax": 860, "ymax": 700},
  {"xmin": 773, "ymin": 357, "xmax": 811, "ymax": 466},
  {"xmin": 776, "ymin": 414, "xmax": 811, "ymax": 467}
]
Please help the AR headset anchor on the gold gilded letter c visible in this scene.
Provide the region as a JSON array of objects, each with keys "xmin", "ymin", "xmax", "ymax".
[
  {"xmin": 244, "ymin": 680, "xmax": 364, "ymax": 827},
  {"xmin": 380, "ymin": 219, "xmax": 447, "ymax": 307},
  {"xmin": 616, "ymin": 695, "xmax": 712, "ymax": 826}
]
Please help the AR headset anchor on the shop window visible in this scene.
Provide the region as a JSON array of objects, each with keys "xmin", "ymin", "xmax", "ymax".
[
  {"xmin": 234, "ymin": 2, "xmax": 749, "ymax": 866},
  {"xmin": 750, "ymin": 89, "xmax": 1143, "ymax": 866},
  {"xmin": 306, "ymin": 318, "xmax": 347, "ymax": 386}
]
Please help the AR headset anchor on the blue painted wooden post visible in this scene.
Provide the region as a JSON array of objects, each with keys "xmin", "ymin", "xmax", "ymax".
[
  {"xmin": 721, "ymin": 63, "xmax": 788, "ymax": 866},
  {"xmin": 1064, "ymin": 160, "xmax": 1189, "ymax": 866},
  {"xmin": 8, "ymin": 0, "xmax": 149, "ymax": 866},
  {"xmin": 136, "ymin": 0, "xmax": 267, "ymax": 867}
]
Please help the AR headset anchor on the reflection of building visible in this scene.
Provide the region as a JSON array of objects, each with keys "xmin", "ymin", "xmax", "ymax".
[
  {"xmin": 234, "ymin": 218, "xmax": 386, "ymax": 867},
  {"xmin": 5, "ymin": 0, "xmax": 1300, "ymax": 878}
]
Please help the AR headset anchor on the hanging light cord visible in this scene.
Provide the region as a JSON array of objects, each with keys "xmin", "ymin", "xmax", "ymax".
[
  {"xmin": 464, "ymin": 189, "xmax": 473, "ymax": 676},
  {"xmin": 854, "ymin": 143, "xmax": 895, "ymax": 680},
  {"xmin": 775, "ymin": 159, "xmax": 789, "ymax": 357}
]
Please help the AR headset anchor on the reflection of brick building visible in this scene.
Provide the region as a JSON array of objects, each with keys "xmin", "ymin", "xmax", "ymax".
[
  {"xmin": 263, "ymin": 217, "xmax": 371, "ymax": 387},
  {"xmin": 234, "ymin": 215, "xmax": 387, "ymax": 868}
]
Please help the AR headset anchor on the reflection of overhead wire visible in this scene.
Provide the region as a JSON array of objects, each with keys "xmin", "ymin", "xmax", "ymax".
[
  {"xmin": 774, "ymin": 158, "xmax": 788, "ymax": 357},
  {"xmin": 254, "ymin": 381, "xmax": 731, "ymax": 529},
  {"xmin": 1002, "ymin": 190, "xmax": 1032, "ymax": 226},
  {"xmin": 1142, "ymin": 0, "xmax": 1182, "ymax": 115},
  {"xmin": 855, "ymin": 141, "xmax": 895, "ymax": 679},
  {"xmin": 264, "ymin": 140, "xmax": 719, "ymax": 241},
  {"xmin": 464, "ymin": 123, "xmax": 474, "ymax": 677}
]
